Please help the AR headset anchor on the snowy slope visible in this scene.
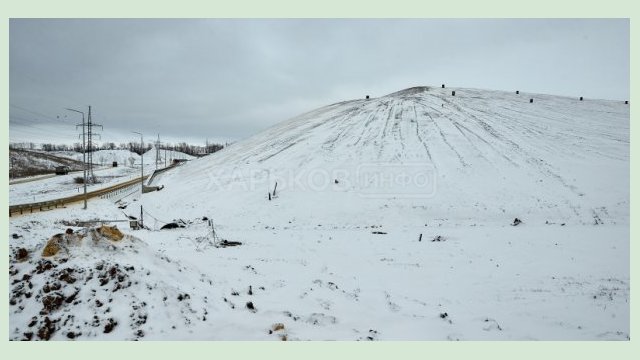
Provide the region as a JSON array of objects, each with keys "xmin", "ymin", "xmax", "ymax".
[{"xmin": 147, "ymin": 86, "xmax": 629, "ymax": 227}]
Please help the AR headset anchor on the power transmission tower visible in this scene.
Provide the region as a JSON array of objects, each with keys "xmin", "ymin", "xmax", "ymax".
[
  {"xmin": 68, "ymin": 107, "xmax": 87, "ymax": 209},
  {"xmin": 86, "ymin": 106, "xmax": 102, "ymax": 182}
]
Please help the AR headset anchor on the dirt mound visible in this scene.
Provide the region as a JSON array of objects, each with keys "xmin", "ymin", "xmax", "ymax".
[
  {"xmin": 42, "ymin": 234, "xmax": 64, "ymax": 257},
  {"xmin": 96, "ymin": 225, "xmax": 124, "ymax": 241},
  {"xmin": 41, "ymin": 225, "xmax": 126, "ymax": 257}
]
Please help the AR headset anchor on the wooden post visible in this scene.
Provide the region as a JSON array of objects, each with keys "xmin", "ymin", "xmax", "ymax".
[{"xmin": 273, "ymin": 182, "xmax": 278, "ymax": 197}]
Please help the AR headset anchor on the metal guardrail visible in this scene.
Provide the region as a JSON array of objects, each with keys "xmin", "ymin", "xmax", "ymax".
[
  {"xmin": 146, "ymin": 162, "xmax": 180, "ymax": 185},
  {"xmin": 9, "ymin": 175, "xmax": 149, "ymax": 217}
]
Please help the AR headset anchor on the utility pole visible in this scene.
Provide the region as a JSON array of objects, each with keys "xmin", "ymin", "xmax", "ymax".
[
  {"xmin": 67, "ymin": 108, "xmax": 87, "ymax": 209},
  {"xmin": 86, "ymin": 106, "xmax": 102, "ymax": 182},
  {"xmin": 133, "ymin": 131, "xmax": 144, "ymax": 194},
  {"xmin": 155, "ymin": 134, "xmax": 160, "ymax": 170}
]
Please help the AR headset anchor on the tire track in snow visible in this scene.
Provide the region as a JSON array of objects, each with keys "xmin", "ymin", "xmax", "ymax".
[
  {"xmin": 257, "ymin": 138, "xmax": 306, "ymax": 163},
  {"xmin": 417, "ymin": 100, "xmax": 516, "ymax": 167},
  {"xmin": 353, "ymin": 105, "xmax": 384, "ymax": 148},
  {"xmin": 376, "ymin": 100, "xmax": 396, "ymax": 160},
  {"xmin": 391, "ymin": 100, "xmax": 407, "ymax": 158},
  {"xmin": 420, "ymin": 105, "xmax": 468, "ymax": 167},
  {"xmin": 239, "ymin": 103, "xmax": 348, "ymax": 163},
  {"xmin": 441, "ymin": 96, "xmax": 583, "ymax": 197},
  {"xmin": 411, "ymin": 105, "xmax": 435, "ymax": 165},
  {"xmin": 433, "ymin": 107, "xmax": 521, "ymax": 167},
  {"xmin": 459, "ymin": 104, "xmax": 585, "ymax": 195},
  {"xmin": 495, "ymin": 103, "xmax": 627, "ymax": 161},
  {"xmin": 320, "ymin": 105, "xmax": 368, "ymax": 152}
]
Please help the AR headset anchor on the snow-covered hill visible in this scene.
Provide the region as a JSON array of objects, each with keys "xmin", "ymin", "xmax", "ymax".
[
  {"xmin": 52, "ymin": 150, "xmax": 139, "ymax": 167},
  {"xmin": 141, "ymin": 147, "xmax": 195, "ymax": 167},
  {"xmin": 147, "ymin": 86, "xmax": 629, "ymax": 227},
  {"xmin": 9, "ymin": 149, "xmax": 85, "ymax": 178},
  {"xmin": 52, "ymin": 149, "xmax": 195, "ymax": 167}
]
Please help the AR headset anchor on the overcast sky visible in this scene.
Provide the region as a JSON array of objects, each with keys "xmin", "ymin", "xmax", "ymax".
[{"xmin": 9, "ymin": 18, "xmax": 629, "ymax": 145}]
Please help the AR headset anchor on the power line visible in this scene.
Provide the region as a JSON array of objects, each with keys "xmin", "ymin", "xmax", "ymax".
[
  {"xmin": 9, "ymin": 115, "xmax": 44, "ymax": 124},
  {"xmin": 10, "ymin": 103, "xmax": 72, "ymax": 123}
]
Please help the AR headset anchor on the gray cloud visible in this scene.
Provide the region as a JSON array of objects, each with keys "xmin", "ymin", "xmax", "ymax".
[{"xmin": 10, "ymin": 19, "xmax": 629, "ymax": 145}]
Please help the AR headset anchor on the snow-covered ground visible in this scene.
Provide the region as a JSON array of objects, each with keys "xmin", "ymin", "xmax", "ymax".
[
  {"xmin": 9, "ymin": 165, "xmax": 144, "ymax": 206},
  {"xmin": 7, "ymin": 199, "xmax": 629, "ymax": 341},
  {"xmin": 8, "ymin": 86, "xmax": 629, "ymax": 340}
]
